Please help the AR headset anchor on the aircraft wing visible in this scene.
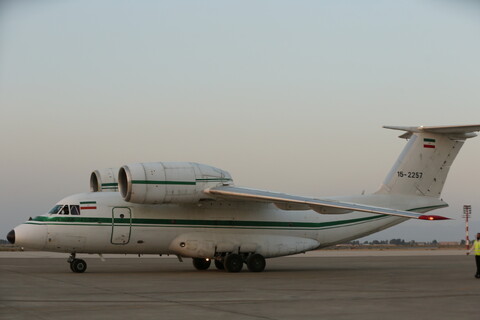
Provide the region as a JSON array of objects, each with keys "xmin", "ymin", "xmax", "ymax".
[{"xmin": 205, "ymin": 186, "xmax": 449, "ymax": 220}]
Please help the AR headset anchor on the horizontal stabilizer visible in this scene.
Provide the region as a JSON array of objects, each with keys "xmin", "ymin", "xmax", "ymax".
[
  {"xmin": 205, "ymin": 186, "xmax": 449, "ymax": 220},
  {"xmin": 384, "ymin": 124, "xmax": 480, "ymax": 139}
]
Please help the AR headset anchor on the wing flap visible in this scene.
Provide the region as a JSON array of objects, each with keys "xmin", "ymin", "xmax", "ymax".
[
  {"xmin": 309, "ymin": 205, "xmax": 352, "ymax": 215},
  {"xmin": 205, "ymin": 186, "xmax": 449, "ymax": 220}
]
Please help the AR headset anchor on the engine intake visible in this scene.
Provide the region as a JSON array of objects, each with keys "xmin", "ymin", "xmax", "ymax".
[
  {"xmin": 118, "ymin": 162, "xmax": 232, "ymax": 204},
  {"xmin": 90, "ymin": 168, "xmax": 119, "ymax": 192}
]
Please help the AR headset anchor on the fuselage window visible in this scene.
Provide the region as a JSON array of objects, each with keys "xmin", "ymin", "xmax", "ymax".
[
  {"xmin": 49, "ymin": 205, "xmax": 63, "ymax": 215},
  {"xmin": 70, "ymin": 205, "xmax": 80, "ymax": 215},
  {"xmin": 59, "ymin": 205, "xmax": 69, "ymax": 215}
]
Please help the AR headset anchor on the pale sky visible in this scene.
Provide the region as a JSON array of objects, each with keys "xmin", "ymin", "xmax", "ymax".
[{"xmin": 1, "ymin": 0, "xmax": 480, "ymax": 241}]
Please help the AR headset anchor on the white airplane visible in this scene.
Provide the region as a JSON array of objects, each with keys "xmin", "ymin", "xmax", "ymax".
[{"xmin": 7, "ymin": 125, "xmax": 480, "ymax": 273}]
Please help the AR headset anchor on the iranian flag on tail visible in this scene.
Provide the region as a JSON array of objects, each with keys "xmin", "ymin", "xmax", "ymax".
[{"xmin": 424, "ymin": 138, "xmax": 436, "ymax": 149}]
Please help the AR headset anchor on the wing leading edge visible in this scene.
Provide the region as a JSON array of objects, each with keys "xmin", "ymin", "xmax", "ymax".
[{"xmin": 205, "ymin": 186, "xmax": 449, "ymax": 221}]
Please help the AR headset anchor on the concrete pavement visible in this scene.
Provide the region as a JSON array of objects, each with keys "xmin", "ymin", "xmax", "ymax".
[{"xmin": 1, "ymin": 253, "xmax": 479, "ymax": 320}]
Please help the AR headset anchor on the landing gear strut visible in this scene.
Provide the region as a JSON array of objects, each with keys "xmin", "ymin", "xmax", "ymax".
[{"xmin": 68, "ymin": 253, "xmax": 87, "ymax": 273}]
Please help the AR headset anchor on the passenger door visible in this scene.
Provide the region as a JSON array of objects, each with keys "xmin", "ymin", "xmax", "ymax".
[{"xmin": 111, "ymin": 207, "xmax": 132, "ymax": 245}]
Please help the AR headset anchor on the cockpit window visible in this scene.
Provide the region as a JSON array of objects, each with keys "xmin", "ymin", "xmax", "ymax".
[
  {"xmin": 49, "ymin": 204, "xmax": 81, "ymax": 215},
  {"xmin": 49, "ymin": 205, "xmax": 63, "ymax": 215},
  {"xmin": 70, "ymin": 205, "xmax": 80, "ymax": 215},
  {"xmin": 59, "ymin": 205, "xmax": 69, "ymax": 215}
]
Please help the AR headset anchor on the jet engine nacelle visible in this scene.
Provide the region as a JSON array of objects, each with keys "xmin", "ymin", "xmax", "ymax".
[
  {"xmin": 90, "ymin": 168, "xmax": 119, "ymax": 192},
  {"xmin": 118, "ymin": 162, "xmax": 233, "ymax": 204}
]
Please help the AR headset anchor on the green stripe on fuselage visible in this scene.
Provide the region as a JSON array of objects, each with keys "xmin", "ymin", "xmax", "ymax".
[{"xmin": 28, "ymin": 214, "xmax": 386, "ymax": 229}]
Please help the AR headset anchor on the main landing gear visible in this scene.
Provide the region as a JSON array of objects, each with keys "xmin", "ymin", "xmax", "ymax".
[
  {"xmin": 192, "ymin": 257, "xmax": 211, "ymax": 270},
  {"xmin": 245, "ymin": 253, "xmax": 266, "ymax": 272},
  {"xmin": 214, "ymin": 259, "xmax": 225, "ymax": 270},
  {"xmin": 68, "ymin": 253, "xmax": 87, "ymax": 273},
  {"xmin": 192, "ymin": 253, "xmax": 266, "ymax": 273}
]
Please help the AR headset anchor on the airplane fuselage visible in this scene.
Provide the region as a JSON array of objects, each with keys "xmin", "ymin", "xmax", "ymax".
[{"xmin": 15, "ymin": 191, "xmax": 444, "ymax": 258}]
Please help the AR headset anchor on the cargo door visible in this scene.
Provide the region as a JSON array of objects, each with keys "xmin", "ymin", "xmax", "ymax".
[{"xmin": 111, "ymin": 207, "xmax": 132, "ymax": 245}]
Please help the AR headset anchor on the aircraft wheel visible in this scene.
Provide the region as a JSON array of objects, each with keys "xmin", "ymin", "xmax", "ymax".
[
  {"xmin": 214, "ymin": 259, "xmax": 225, "ymax": 270},
  {"xmin": 71, "ymin": 259, "xmax": 87, "ymax": 273},
  {"xmin": 192, "ymin": 258, "xmax": 211, "ymax": 270},
  {"xmin": 224, "ymin": 254, "xmax": 243, "ymax": 273},
  {"xmin": 246, "ymin": 254, "xmax": 266, "ymax": 272}
]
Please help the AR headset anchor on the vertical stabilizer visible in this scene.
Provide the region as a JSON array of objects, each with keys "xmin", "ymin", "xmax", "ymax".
[{"xmin": 376, "ymin": 125, "xmax": 480, "ymax": 198}]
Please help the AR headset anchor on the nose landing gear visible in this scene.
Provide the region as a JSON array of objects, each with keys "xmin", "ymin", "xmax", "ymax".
[{"xmin": 68, "ymin": 253, "xmax": 87, "ymax": 273}]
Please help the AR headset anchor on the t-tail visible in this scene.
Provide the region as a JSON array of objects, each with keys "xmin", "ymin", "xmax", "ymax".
[{"xmin": 376, "ymin": 125, "xmax": 480, "ymax": 198}]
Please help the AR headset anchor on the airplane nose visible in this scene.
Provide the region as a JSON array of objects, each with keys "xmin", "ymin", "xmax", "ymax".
[{"xmin": 7, "ymin": 229, "xmax": 15, "ymax": 244}]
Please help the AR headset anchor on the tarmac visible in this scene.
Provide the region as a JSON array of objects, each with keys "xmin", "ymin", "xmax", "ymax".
[{"xmin": 1, "ymin": 250, "xmax": 479, "ymax": 320}]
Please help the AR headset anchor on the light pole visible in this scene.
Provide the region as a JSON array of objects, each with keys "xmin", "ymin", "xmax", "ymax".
[{"xmin": 463, "ymin": 205, "xmax": 472, "ymax": 250}]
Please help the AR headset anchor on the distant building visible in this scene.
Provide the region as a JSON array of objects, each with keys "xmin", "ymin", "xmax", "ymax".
[{"xmin": 439, "ymin": 242, "xmax": 459, "ymax": 246}]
